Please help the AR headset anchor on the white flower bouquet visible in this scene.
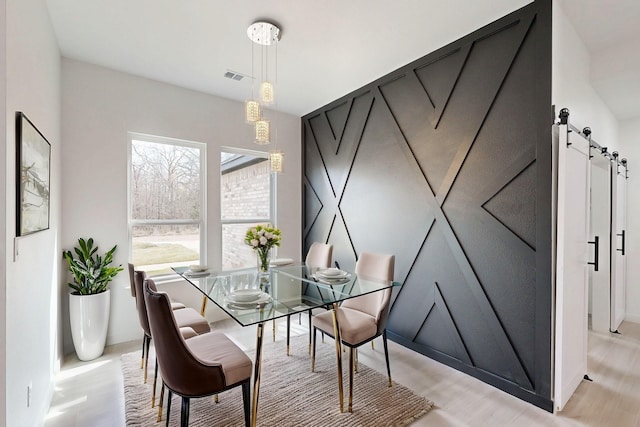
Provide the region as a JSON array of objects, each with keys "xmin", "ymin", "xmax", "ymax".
[{"xmin": 244, "ymin": 224, "xmax": 282, "ymax": 272}]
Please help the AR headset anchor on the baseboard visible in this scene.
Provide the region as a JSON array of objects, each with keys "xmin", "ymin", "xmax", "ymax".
[{"xmin": 623, "ymin": 314, "xmax": 640, "ymax": 325}]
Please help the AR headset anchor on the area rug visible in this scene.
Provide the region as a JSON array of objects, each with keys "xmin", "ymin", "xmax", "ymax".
[{"xmin": 122, "ymin": 336, "xmax": 434, "ymax": 426}]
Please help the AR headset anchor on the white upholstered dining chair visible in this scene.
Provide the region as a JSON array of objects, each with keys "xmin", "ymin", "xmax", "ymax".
[
  {"xmin": 283, "ymin": 242, "xmax": 333, "ymax": 355},
  {"xmin": 311, "ymin": 251, "xmax": 395, "ymax": 412}
]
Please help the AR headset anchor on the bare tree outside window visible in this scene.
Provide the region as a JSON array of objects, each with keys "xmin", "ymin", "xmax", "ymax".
[{"xmin": 129, "ymin": 136, "xmax": 205, "ymax": 276}]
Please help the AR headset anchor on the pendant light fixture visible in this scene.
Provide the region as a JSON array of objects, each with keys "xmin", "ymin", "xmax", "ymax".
[
  {"xmin": 269, "ymin": 150, "xmax": 284, "ymax": 173},
  {"xmin": 260, "ymin": 81, "xmax": 274, "ymax": 105},
  {"xmin": 246, "ymin": 20, "xmax": 284, "ymax": 172},
  {"xmin": 255, "ymin": 119, "xmax": 270, "ymax": 144},
  {"xmin": 245, "ymin": 100, "xmax": 261, "ymax": 123}
]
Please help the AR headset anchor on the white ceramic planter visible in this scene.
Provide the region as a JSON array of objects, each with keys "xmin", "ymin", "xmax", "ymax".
[{"xmin": 69, "ymin": 289, "xmax": 111, "ymax": 361}]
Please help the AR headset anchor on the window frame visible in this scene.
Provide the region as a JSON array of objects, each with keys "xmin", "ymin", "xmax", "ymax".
[
  {"xmin": 220, "ymin": 146, "xmax": 277, "ymax": 268},
  {"xmin": 127, "ymin": 132, "xmax": 207, "ymax": 280}
]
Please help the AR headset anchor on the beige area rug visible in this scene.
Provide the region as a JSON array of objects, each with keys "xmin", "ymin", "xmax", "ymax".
[{"xmin": 122, "ymin": 336, "xmax": 434, "ymax": 426}]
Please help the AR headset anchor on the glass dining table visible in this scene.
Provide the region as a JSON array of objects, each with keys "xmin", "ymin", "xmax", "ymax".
[{"xmin": 173, "ymin": 264, "xmax": 395, "ymax": 427}]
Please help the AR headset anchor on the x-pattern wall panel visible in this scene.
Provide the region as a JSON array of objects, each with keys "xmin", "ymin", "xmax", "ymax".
[{"xmin": 302, "ymin": 1, "xmax": 552, "ymax": 410}]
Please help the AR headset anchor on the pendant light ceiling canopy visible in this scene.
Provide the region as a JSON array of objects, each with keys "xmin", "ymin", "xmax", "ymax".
[{"xmin": 247, "ymin": 21, "xmax": 281, "ymax": 46}]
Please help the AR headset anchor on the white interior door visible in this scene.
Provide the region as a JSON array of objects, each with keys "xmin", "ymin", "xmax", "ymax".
[
  {"xmin": 589, "ymin": 153, "xmax": 612, "ymax": 333},
  {"xmin": 611, "ymin": 167, "xmax": 627, "ymax": 331},
  {"xmin": 554, "ymin": 124, "xmax": 591, "ymax": 412}
]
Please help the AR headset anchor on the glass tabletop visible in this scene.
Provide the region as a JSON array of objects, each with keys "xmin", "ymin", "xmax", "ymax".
[{"xmin": 173, "ymin": 264, "xmax": 395, "ymax": 327}]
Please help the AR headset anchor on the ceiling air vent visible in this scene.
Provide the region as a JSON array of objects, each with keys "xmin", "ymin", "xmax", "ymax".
[{"xmin": 224, "ymin": 70, "xmax": 245, "ymax": 81}]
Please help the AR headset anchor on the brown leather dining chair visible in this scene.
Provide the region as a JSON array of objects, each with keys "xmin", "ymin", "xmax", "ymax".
[
  {"xmin": 129, "ymin": 263, "xmax": 187, "ymax": 310},
  {"xmin": 130, "ymin": 265, "xmax": 210, "ymax": 411},
  {"xmin": 144, "ymin": 279, "xmax": 252, "ymax": 427},
  {"xmin": 311, "ymin": 251, "xmax": 395, "ymax": 412}
]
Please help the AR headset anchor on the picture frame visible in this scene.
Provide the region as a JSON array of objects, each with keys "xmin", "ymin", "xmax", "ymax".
[{"xmin": 16, "ymin": 112, "xmax": 51, "ymax": 236}]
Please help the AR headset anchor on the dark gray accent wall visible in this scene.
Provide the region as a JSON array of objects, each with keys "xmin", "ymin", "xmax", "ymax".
[{"xmin": 302, "ymin": 1, "xmax": 553, "ymax": 410}]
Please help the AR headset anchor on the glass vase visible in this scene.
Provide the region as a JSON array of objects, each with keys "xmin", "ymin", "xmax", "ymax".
[{"xmin": 257, "ymin": 247, "xmax": 271, "ymax": 274}]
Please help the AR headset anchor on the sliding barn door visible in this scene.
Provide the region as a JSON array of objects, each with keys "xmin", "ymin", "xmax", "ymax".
[
  {"xmin": 611, "ymin": 166, "xmax": 627, "ymax": 331},
  {"xmin": 554, "ymin": 124, "xmax": 590, "ymax": 412},
  {"xmin": 589, "ymin": 153, "xmax": 611, "ymax": 333}
]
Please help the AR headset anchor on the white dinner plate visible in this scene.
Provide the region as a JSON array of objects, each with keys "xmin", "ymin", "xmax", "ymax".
[
  {"xmin": 315, "ymin": 276, "xmax": 351, "ymax": 285},
  {"xmin": 316, "ymin": 269, "xmax": 349, "ymax": 279},
  {"xmin": 185, "ymin": 270, "xmax": 210, "ymax": 277},
  {"xmin": 228, "ymin": 289, "xmax": 265, "ymax": 303},
  {"xmin": 225, "ymin": 293, "xmax": 271, "ymax": 307},
  {"xmin": 270, "ymin": 258, "xmax": 294, "ymax": 266}
]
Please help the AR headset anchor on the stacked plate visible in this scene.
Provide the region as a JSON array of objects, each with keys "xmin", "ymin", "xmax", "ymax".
[
  {"xmin": 315, "ymin": 268, "xmax": 351, "ymax": 284},
  {"xmin": 225, "ymin": 289, "xmax": 271, "ymax": 308},
  {"xmin": 270, "ymin": 258, "xmax": 294, "ymax": 267},
  {"xmin": 185, "ymin": 265, "xmax": 210, "ymax": 277}
]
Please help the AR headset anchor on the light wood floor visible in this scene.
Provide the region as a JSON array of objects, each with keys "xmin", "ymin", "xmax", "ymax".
[{"xmin": 45, "ymin": 319, "xmax": 640, "ymax": 426}]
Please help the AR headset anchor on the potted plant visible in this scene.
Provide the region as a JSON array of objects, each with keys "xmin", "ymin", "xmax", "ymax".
[{"xmin": 63, "ymin": 237, "xmax": 123, "ymax": 361}]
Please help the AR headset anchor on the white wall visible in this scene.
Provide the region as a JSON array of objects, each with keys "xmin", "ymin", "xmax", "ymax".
[
  {"xmin": 619, "ymin": 118, "xmax": 639, "ymax": 322},
  {"xmin": 552, "ymin": 4, "xmax": 640, "ymax": 323},
  {"xmin": 0, "ymin": 1, "xmax": 7, "ymax": 424},
  {"xmin": 552, "ymin": 2, "xmax": 619, "ymax": 147},
  {"xmin": 60, "ymin": 59, "xmax": 301, "ymax": 352},
  {"xmin": 5, "ymin": 0, "xmax": 62, "ymax": 426}
]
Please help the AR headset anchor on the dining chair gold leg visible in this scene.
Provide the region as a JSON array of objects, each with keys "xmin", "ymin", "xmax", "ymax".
[
  {"xmin": 200, "ymin": 295, "xmax": 208, "ymax": 316},
  {"xmin": 371, "ymin": 340, "xmax": 375, "ymax": 350},
  {"xmin": 143, "ymin": 356, "xmax": 148, "ymax": 383},
  {"xmin": 214, "ymin": 394, "xmax": 219, "ymax": 403},
  {"xmin": 251, "ymin": 322, "xmax": 266, "ymax": 427},
  {"xmin": 331, "ymin": 303, "xmax": 344, "ymax": 413},
  {"xmin": 151, "ymin": 358, "xmax": 158, "ymax": 407},
  {"xmin": 348, "ymin": 347, "xmax": 354, "ymax": 413},
  {"xmin": 157, "ymin": 382, "xmax": 165, "ymax": 422}
]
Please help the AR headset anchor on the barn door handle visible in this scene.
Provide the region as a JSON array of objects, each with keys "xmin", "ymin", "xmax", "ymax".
[
  {"xmin": 588, "ymin": 236, "xmax": 599, "ymax": 271},
  {"xmin": 617, "ymin": 230, "xmax": 625, "ymax": 256}
]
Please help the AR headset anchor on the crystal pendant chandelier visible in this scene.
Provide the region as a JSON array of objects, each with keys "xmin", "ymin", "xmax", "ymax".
[
  {"xmin": 246, "ymin": 21, "xmax": 283, "ymax": 171},
  {"xmin": 260, "ymin": 81, "xmax": 274, "ymax": 105},
  {"xmin": 269, "ymin": 150, "xmax": 284, "ymax": 173},
  {"xmin": 255, "ymin": 119, "xmax": 270, "ymax": 144},
  {"xmin": 245, "ymin": 100, "xmax": 261, "ymax": 123}
]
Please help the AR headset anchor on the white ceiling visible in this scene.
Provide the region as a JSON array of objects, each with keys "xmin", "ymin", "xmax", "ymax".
[
  {"xmin": 45, "ymin": 0, "xmax": 640, "ymax": 120},
  {"xmin": 559, "ymin": 0, "xmax": 640, "ymax": 121}
]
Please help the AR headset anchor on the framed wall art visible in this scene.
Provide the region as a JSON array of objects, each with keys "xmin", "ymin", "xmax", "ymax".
[{"xmin": 16, "ymin": 112, "xmax": 51, "ymax": 236}]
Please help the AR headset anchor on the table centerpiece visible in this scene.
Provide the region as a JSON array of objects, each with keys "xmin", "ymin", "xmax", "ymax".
[{"xmin": 245, "ymin": 224, "xmax": 281, "ymax": 274}]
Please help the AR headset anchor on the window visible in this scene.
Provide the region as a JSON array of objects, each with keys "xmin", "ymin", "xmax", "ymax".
[
  {"xmin": 129, "ymin": 133, "xmax": 206, "ymax": 277},
  {"xmin": 220, "ymin": 148, "xmax": 274, "ymax": 270}
]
